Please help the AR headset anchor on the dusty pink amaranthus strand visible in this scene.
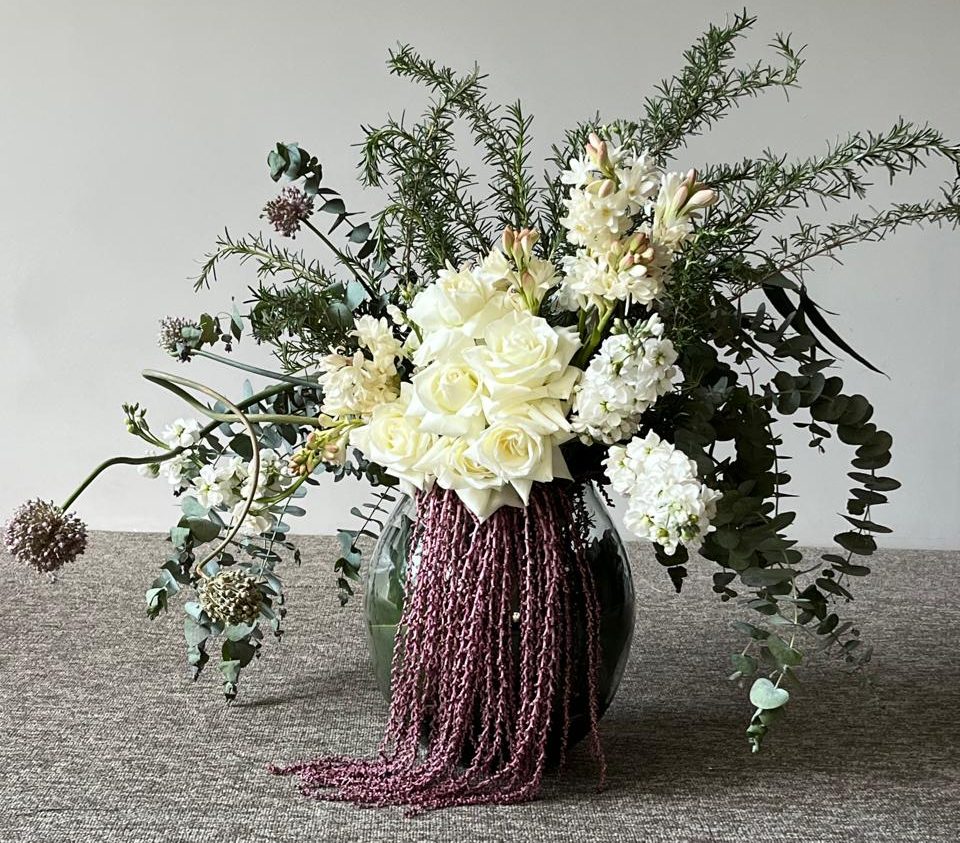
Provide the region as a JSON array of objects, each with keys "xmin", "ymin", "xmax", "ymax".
[{"xmin": 269, "ymin": 482, "xmax": 606, "ymax": 814}]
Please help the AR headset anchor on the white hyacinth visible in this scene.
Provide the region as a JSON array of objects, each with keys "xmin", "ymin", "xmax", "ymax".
[
  {"xmin": 318, "ymin": 315, "xmax": 402, "ymax": 420},
  {"xmin": 570, "ymin": 314, "xmax": 682, "ymax": 444},
  {"xmin": 559, "ymin": 141, "xmax": 659, "ymax": 253},
  {"xmin": 605, "ymin": 430, "xmax": 721, "ymax": 555},
  {"xmin": 558, "ymin": 236, "xmax": 670, "ymax": 312}
]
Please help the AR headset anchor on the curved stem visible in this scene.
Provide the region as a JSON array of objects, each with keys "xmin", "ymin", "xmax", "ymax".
[
  {"xmin": 302, "ymin": 218, "xmax": 380, "ymax": 300},
  {"xmin": 141, "ymin": 370, "xmax": 260, "ymax": 579},
  {"xmin": 191, "ymin": 348, "xmax": 320, "ymax": 389},
  {"xmin": 58, "ymin": 382, "xmax": 294, "ymax": 513},
  {"xmin": 143, "ymin": 374, "xmax": 323, "ymax": 429}
]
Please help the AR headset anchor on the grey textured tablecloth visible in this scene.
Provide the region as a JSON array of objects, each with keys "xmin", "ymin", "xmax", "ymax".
[{"xmin": 1, "ymin": 533, "xmax": 958, "ymax": 842}]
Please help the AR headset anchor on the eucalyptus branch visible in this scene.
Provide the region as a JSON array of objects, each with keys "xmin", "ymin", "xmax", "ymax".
[{"xmin": 301, "ymin": 219, "xmax": 379, "ymax": 300}]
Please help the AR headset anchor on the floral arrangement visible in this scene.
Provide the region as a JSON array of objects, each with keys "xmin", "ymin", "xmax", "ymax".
[{"xmin": 5, "ymin": 11, "xmax": 960, "ymax": 813}]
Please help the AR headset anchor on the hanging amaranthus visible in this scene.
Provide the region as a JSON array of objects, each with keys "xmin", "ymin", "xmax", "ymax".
[{"xmin": 270, "ymin": 482, "xmax": 606, "ymax": 813}]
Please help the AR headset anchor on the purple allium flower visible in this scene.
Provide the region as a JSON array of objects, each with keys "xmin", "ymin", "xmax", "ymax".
[
  {"xmin": 157, "ymin": 315, "xmax": 200, "ymax": 359},
  {"xmin": 3, "ymin": 499, "xmax": 88, "ymax": 573},
  {"xmin": 262, "ymin": 187, "xmax": 314, "ymax": 238},
  {"xmin": 198, "ymin": 568, "xmax": 262, "ymax": 625}
]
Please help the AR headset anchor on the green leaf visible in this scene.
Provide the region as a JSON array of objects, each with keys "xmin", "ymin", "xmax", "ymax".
[
  {"xmin": 321, "ymin": 198, "xmax": 346, "ymax": 215},
  {"xmin": 169, "ymin": 526, "xmax": 191, "ymax": 548},
  {"xmin": 181, "ymin": 496, "xmax": 208, "ymax": 519},
  {"xmin": 348, "ymin": 222, "xmax": 372, "ymax": 243},
  {"xmin": 749, "ymin": 677, "xmax": 790, "ymax": 710},
  {"xmin": 733, "ymin": 621, "xmax": 769, "ymax": 640},
  {"xmin": 740, "ymin": 566, "xmax": 795, "ymax": 587},
  {"xmin": 185, "ymin": 517, "xmax": 221, "ymax": 544},
  {"xmin": 766, "ymin": 634, "xmax": 802, "ymax": 667},
  {"xmin": 731, "ymin": 654, "xmax": 758, "ymax": 675},
  {"xmin": 834, "ymin": 531, "xmax": 877, "ymax": 555},
  {"xmin": 842, "ymin": 514, "xmax": 892, "ymax": 534}
]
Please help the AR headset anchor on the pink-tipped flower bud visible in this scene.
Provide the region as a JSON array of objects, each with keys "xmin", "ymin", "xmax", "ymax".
[
  {"xmin": 688, "ymin": 188, "xmax": 718, "ymax": 210},
  {"xmin": 596, "ymin": 179, "xmax": 616, "ymax": 198},
  {"xmin": 501, "ymin": 227, "xmax": 516, "ymax": 254}
]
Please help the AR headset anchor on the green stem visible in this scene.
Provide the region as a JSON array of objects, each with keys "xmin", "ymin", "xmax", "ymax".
[
  {"xmin": 141, "ymin": 371, "xmax": 260, "ymax": 579},
  {"xmin": 191, "ymin": 349, "xmax": 320, "ymax": 389},
  {"xmin": 302, "ymin": 219, "xmax": 380, "ymax": 300},
  {"xmin": 574, "ymin": 304, "xmax": 616, "ymax": 367},
  {"xmin": 58, "ymin": 382, "xmax": 294, "ymax": 513},
  {"xmin": 143, "ymin": 374, "xmax": 322, "ymax": 429}
]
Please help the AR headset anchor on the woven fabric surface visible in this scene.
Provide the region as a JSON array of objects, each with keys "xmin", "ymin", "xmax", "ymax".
[{"xmin": 1, "ymin": 533, "xmax": 958, "ymax": 842}]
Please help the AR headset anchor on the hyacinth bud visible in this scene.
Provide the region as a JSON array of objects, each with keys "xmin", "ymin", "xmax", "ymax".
[
  {"xmin": 673, "ymin": 184, "xmax": 690, "ymax": 211},
  {"xmin": 586, "ymin": 133, "xmax": 610, "ymax": 170},
  {"xmin": 687, "ymin": 188, "xmax": 718, "ymax": 210}
]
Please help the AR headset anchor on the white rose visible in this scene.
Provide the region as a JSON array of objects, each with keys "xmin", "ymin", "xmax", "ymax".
[
  {"xmin": 349, "ymin": 388, "xmax": 438, "ymax": 491},
  {"xmin": 464, "ymin": 311, "xmax": 581, "ymax": 404},
  {"xmin": 469, "ymin": 420, "xmax": 571, "ymax": 505},
  {"xmin": 408, "ymin": 359, "xmax": 485, "ymax": 437}
]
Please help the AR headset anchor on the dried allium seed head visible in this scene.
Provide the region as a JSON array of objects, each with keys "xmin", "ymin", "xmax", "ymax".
[
  {"xmin": 198, "ymin": 568, "xmax": 262, "ymax": 625},
  {"xmin": 158, "ymin": 316, "xmax": 199, "ymax": 358},
  {"xmin": 262, "ymin": 187, "xmax": 314, "ymax": 238},
  {"xmin": 3, "ymin": 499, "xmax": 88, "ymax": 573}
]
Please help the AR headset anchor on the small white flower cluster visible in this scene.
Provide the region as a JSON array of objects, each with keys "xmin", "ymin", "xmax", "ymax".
[
  {"xmin": 318, "ymin": 315, "xmax": 403, "ymax": 419},
  {"xmin": 350, "ymin": 246, "xmax": 579, "ymax": 520},
  {"xmin": 605, "ymin": 430, "xmax": 721, "ymax": 555},
  {"xmin": 138, "ymin": 418, "xmax": 204, "ymax": 488},
  {"xmin": 190, "ymin": 449, "xmax": 291, "ymax": 536},
  {"xmin": 570, "ymin": 314, "xmax": 682, "ymax": 445},
  {"xmin": 558, "ymin": 133, "xmax": 716, "ymax": 312},
  {"xmin": 139, "ymin": 416, "xmax": 293, "ymax": 537}
]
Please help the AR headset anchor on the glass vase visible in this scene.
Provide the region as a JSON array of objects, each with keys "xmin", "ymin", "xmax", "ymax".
[{"xmin": 363, "ymin": 481, "xmax": 635, "ymax": 749}]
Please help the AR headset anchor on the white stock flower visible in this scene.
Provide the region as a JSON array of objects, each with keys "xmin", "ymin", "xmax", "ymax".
[
  {"xmin": 571, "ymin": 314, "xmax": 682, "ymax": 444},
  {"xmin": 191, "ymin": 464, "xmax": 225, "ymax": 509},
  {"xmin": 158, "ymin": 452, "xmax": 193, "ymax": 488},
  {"xmin": 137, "ymin": 449, "xmax": 161, "ymax": 479},
  {"xmin": 161, "ymin": 418, "xmax": 202, "ymax": 448},
  {"xmin": 605, "ymin": 430, "xmax": 721, "ymax": 555},
  {"xmin": 230, "ymin": 503, "xmax": 274, "ymax": 536}
]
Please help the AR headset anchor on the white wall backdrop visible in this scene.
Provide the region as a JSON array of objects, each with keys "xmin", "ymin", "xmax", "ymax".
[{"xmin": 1, "ymin": 0, "xmax": 958, "ymax": 549}]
